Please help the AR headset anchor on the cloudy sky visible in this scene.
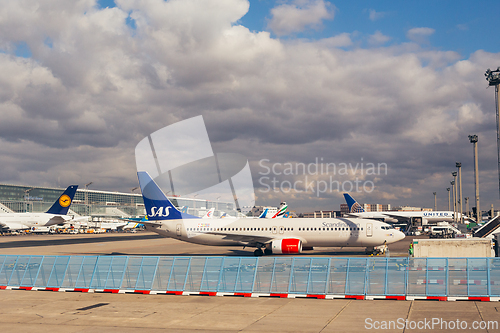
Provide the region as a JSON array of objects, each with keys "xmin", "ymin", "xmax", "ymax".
[{"xmin": 0, "ymin": 0, "xmax": 499, "ymax": 213}]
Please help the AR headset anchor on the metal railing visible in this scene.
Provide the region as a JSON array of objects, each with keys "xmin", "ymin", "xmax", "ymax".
[{"xmin": 0, "ymin": 255, "xmax": 499, "ymax": 298}]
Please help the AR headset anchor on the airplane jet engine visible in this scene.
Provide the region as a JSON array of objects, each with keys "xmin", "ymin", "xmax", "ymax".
[{"xmin": 270, "ymin": 238, "xmax": 302, "ymax": 254}]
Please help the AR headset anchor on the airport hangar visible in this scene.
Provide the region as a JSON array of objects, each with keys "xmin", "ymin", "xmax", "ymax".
[{"xmin": 0, "ymin": 183, "xmax": 236, "ymax": 219}]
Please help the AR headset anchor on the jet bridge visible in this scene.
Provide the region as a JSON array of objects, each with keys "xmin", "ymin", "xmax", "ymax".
[{"xmin": 474, "ymin": 216, "xmax": 500, "ymax": 238}]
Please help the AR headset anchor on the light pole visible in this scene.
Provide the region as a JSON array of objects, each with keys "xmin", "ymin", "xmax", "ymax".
[
  {"xmin": 451, "ymin": 181, "xmax": 456, "ymax": 223},
  {"xmin": 447, "ymin": 188, "xmax": 451, "ymax": 211},
  {"xmin": 465, "ymin": 197, "xmax": 469, "ymax": 218},
  {"xmin": 456, "ymin": 162, "xmax": 463, "ymax": 223},
  {"xmin": 485, "ymin": 67, "xmax": 500, "ymax": 198},
  {"xmin": 468, "ymin": 135, "xmax": 480, "ymax": 222},
  {"xmin": 85, "ymin": 182, "xmax": 93, "ymax": 216},
  {"xmin": 452, "ymin": 172, "xmax": 458, "ymax": 223},
  {"xmin": 433, "ymin": 192, "xmax": 437, "ymax": 211},
  {"xmin": 24, "ymin": 188, "xmax": 34, "ymax": 213}
]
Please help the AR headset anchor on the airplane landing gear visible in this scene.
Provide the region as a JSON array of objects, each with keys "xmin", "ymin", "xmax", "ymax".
[
  {"xmin": 365, "ymin": 244, "xmax": 388, "ymax": 255},
  {"xmin": 254, "ymin": 248, "xmax": 264, "ymax": 256}
]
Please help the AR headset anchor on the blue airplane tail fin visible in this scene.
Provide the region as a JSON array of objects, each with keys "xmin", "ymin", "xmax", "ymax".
[
  {"xmin": 343, "ymin": 193, "xmax": 365, "ymax": 213},
  {"xmin": 137, "ymin": 171, "xmax": 199, "ymax": 220},
  {"xmin": 46, "ymin": 185, "xmax": 78, "ymax": 215},
  {"xmin": 259, "ymin": 208, "xmax": 268, "ymax": 218}
]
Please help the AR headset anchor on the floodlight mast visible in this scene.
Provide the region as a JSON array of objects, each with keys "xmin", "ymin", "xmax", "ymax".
[
  {"xmin": 446, "ymin": 187, "xmax": 451, "ymax": 211},
  {"xmin": 456, "ymin": 162, "xmax": 463, "ymax": 224},
  {"xmin": 485, "ymin": 67, "xmax": 500, "ymax": 199},
  {"xmin": 452, "ymin": 172, "xmax": 458, "ymax": 223},
  {"xmin": 468, "ymin": 135, "xmax": 480, "ymax": 223}
]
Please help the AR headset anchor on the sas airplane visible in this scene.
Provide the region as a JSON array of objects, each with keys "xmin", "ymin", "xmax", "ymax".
[
  {"xmin": 343, "ymin": 193, "xmax": 466, "ymax": 224},
  {"xmin": 138, "ymin": 172, "xmax": 405, "ymax": 256},
  {"xmin": 0, "ymin": 185, "xmax": 78, "ymax": 232}
]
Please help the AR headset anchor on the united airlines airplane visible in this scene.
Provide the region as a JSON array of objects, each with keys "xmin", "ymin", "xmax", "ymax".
[
  {"xmin": 138, "ymin": 172, "xmax": 405, "ymax": 255},
  {"xmin": 0, "ymin": 185, "xmax": 78, "ymax": 232},
  {"xmin": 343, "ymin": 193, "xmax": 466, "ymax": 224}
]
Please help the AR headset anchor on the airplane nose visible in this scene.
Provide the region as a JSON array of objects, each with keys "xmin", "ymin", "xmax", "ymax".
[{"xmin": 396, "ymin": 230, "xmax": 405, "ymax": 241}]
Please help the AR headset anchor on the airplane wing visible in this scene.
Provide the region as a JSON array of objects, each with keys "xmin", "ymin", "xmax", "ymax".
[
  {"xmin": 206, "ymin": 231, "xmax": 276, "ymax": 247},
  {"xmin": 343, "ymin": 213, "xmax": 361, "ymax": 218},
  {"xmin": 134, "ymin": 219, "xmax": 162, "ymax": 227},
  {"xmin": 381, "ymin": 213, "xmax": 411, "ymax": 221},
  {"xmin": 45, "ymin": 215, "xmax": 73, "ymax": 226}
]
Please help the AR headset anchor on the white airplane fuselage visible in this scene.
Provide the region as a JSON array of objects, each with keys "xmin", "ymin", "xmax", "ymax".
[
  {"xmin": 0, "ymin": 213, "xmax": 73, "ymax": 231},
  {"xmin": 348, "ymin": 211, "xmax": 463, "ymax": 224},
  {"xmin": 145, "ymin": 217, "xmax": 405, "ymax": 248}
]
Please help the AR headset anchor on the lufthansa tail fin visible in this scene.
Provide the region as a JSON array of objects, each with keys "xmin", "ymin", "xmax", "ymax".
[
  {"xmin": 137, "ymin": 171, "xmax": 199, "ymax": 220},
  {"xmin": 343, "ymin": 193, "xmax": 365, "ymax": 213},
  {"xmin": 46, "ymin": 185, "xmax": 78, "ymax": 215}
]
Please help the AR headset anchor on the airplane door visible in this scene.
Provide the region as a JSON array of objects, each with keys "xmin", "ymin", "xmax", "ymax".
[
  {"xmin": 279, "ymin": 226, "xmax": 284, "ymax": 234},
  {"xmin": 176, "ymin": 224, "xmax": 182, "ymax": 237},
  {"xmin": 366, "ymin": 223, "xmax": 373, "ymax": 237},
  {"xmin": 272, "ymin": 226, "xmax": 277, "ymax": 234}
]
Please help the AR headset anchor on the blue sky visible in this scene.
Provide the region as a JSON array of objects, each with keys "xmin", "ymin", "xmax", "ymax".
[
  {"xmin": 96, "ymin": 0, "xmax": 499, "ymax": 57},
  {"xmin": 1, "ymin": 0, "xmax": 500, "ymax": 212},
  {"xmin": 244, "ymin": 1, "xmax": 499, "ymax": 56}
]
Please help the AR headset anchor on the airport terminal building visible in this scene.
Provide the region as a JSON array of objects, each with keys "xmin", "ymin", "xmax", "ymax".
[{"xmin": 0, "ymin": 184, "xmax": 235, "ymax": 219}]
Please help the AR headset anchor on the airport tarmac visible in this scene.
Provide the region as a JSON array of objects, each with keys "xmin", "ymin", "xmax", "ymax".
[
  {"xmin": 0, "ymin": 231, "xmax": 417, "ymax": 256},
  {"xmin": 0, "ymin": 232, "xmax": 498, "ymax": 332}
]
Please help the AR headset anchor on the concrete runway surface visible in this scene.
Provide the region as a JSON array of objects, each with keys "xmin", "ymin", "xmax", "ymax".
[
  {"xmin": 0, "ymin": 232, "xmax": 498, "ymax": 332},
  {"xmin": 0, "ymin": 231, "xmax": 418, "ymax": 256}
]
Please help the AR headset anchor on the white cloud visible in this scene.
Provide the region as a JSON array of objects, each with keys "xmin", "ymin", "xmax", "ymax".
[
  {"xmin": 0, "ymin": 0, "xmax": 497, "ymax": 210},
  {"xmin": 368, "ymin": 9, "xmax": 387, "ymax": 21},
  {"xmin": 316, "ymin": 33, "xmax": 352, "ymax": 48},
  {"xmin": 406, "ymin": 27, "xmax": 435, "ymax": 44},
  {"xmin": 267, "ymin": 0, "xmax": 334, "ymax": 36},
  {"xmin": 368, "ymin": 31, "xmax": 391, "ymax": 46}
]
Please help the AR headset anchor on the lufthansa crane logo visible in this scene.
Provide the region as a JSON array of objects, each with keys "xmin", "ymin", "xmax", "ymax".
[{"xmin": 59, "ymin": 194, "xmax": 71, "ymax": 207}]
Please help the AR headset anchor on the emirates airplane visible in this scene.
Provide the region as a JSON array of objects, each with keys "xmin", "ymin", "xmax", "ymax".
[{"xmin": 138, "ymin": 172, "xmax": 405, "ymax": 255}]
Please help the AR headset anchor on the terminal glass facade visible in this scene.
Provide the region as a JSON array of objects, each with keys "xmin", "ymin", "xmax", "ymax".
[{"xmin": 0, "ymin": 184, "xmax": 234, "ymax": 218}]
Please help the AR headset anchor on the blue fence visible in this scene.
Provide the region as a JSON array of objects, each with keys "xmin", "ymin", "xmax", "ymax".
[{"xmin": 0, "ymin": 255, "xmax": 499, "ymax": 298}]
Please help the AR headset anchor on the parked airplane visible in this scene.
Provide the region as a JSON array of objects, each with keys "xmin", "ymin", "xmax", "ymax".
[
  {"xmin": 0, "ymin": 185, "xmax": 78, "ymax": 232},
  {"xmin": 271, "ymin": 202, "xmax": 288, "ymax": 218},
  {"xmin": 343, "ymin": 193, "xmax": 466, "ymax": 224},
  {"xmin": 202, "ymin": 207, "xmax": 215, "ymax": 218},
  {"xmin": 137, "ymin": 172, "xmax": 405, "ymax": 255},
  {"xmin": 259, "ymin": 208, "xmax": 268, "ymax": 218}
]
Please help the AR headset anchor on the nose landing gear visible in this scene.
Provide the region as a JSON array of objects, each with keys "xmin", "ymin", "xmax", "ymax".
[{"xmin": 365, "ymin": 244, "xmax": 388, "ymax": 255}]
